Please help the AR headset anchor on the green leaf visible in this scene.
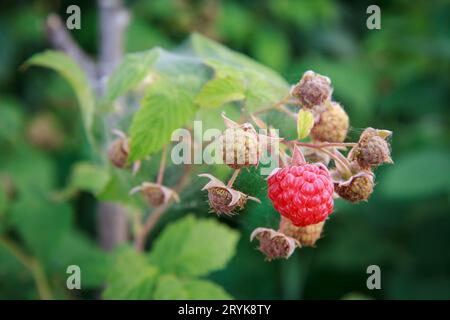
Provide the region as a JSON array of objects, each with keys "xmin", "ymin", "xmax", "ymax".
[
  {"xmin": 382, "ymin": 150, "xmax": 450, "ymax": 199},
  {"xmin": 186, "ymin": 34, "xmax": 289, "ymax": 112},
  {"xmin": 24, "ymin": 51, "xmax": 95, "ymax": 137},
  {"xmin": 49, "ymin": 231, "xmax": 110, "ymax": 287},
  {"xmin": 59, "ymin": 162, "xmax": 110, "ymax": 198},
  {"xmin": 9, "ymin": 194, "xmax": 73, "ymax": 263},
  {"xmin": 188, "ymin": 33, "xmax": 287, "ymax": 87},
  {"xmin": 297, "ymin": 109, "xmax": 314, "ymax": 139},
  {"xmin": 149, "ymin": 215, "xmax": 239, "ymax": 277},
  {"xmin": 154, "ymin": 275, "xmax": 232, "ymax": 300},
  {"xmin": 195, "ymin": 76, "xmax": 246, "ymax": 108},
  {"xmin": 103, "ymin": 246, "xmax": 158, "ymax": 299},
  {"xmin": 128, "ymin": 77, "xmax": 198, "ymax": 161},
  {"xmin": 0, "ymin": 98, "xmax": 24, "ymax": 143},
  {"xmin": 102, "ymin": 49, "xmax": 159, "ymax": 104}
]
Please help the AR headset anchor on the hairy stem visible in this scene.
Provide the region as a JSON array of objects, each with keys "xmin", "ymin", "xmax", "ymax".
[
  {"xmin": 156, "ymin": 146, "xmax": 167, "ymax": 185},
  {"xmin": 0, "ymin": 237, "xmax": 53, "ymax": 300},
  {"xmin": 227, "ymin": 169, "xmax": 241, "ymax": 188}
]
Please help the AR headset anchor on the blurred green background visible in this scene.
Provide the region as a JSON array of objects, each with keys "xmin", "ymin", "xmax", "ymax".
[{"xmin": 1, "ymin": 0, "xmax": 449, "ymax": 299}]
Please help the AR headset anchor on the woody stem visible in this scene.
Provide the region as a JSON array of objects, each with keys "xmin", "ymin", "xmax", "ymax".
[{"xmin": 227, "ymin": 169, "xmax": 241, "ymax": 188}]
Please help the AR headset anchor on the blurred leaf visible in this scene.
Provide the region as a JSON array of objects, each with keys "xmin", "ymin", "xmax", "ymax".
[
  {"xmin": 188, "ymin": 33, "xmax": 287, "ymax": 86},
  {"xmin": 24, "ymin": 51, "xmax": 95, "ymax": 137},
  {"xmin": 9, "ymin": 194, "xmax": 73, "ymax": 263},
  {"xmin": 185, "ymin": 33, "xmax": 289, "ymax": 111},
  {"xmin": 382, "ymin": 149, "xmax": 450, "ymax": 199},
  {"xmin": 196, "ymin": 76, "xmax": 246, "ymax": 108},
  {"xmin": 0, "ymin": 98, "xmax": 24, "ymax": 143},
  {"xmin": 149, "ymin": 215, "xmax": 239, "ymax": 277},
  {"xmin": 50, "ymin": 231, "xmax": 110, "ymax": 287},
  {"xmin": 59, "ymin": 162, "xmax": 110, "ymax": 198},
  {"xmin": 297, "ymin": 109, "xmax": 314, "ymax": 139},
  {"xmin": 126, "ymin": 18, "xmax": 172, "ymax": 52},
  {"xmin": 1, "ymin": 145, "xmax": 56, "ymax": 194},
  {"xmin": 102, "ymin": 49, "xmax": 159, "ymax": 104},
  {"xmin": 154, "ymin": 274, "xmax": 232, "ymax": 300},
  {"xmin": 103, "ymin": 246, "xmax": 158, "ymax": 299}
]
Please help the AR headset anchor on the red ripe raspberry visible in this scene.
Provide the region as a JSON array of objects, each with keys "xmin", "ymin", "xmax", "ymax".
[{"xmin": 267, "ymin": 164, "xmax": 334, "ymax": 227}]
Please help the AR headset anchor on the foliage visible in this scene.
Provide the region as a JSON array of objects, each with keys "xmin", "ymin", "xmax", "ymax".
[{"xmin": 0, "ymin": 0, "xmax": 449, "ymax": 300}]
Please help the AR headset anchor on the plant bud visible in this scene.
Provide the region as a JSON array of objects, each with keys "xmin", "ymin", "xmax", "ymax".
[
  {"xmin": 349, "ymin": 128, "xmax": 393, "ymax": 169},
  {"xmin": 27, "ymin": 113, "xmax": 63, "ymax": 150},
  {"xmin": 334, "ymin": 171, "xmax": 375, "ymax": 203},
  {"xmin": 108, "ymin": 138, "xmax": 129, "ymax": 168},
  {"xmin": 130, "ymin": 182, "xmax": 179, "ymax": 207},
  {"xmin": 199, "ymin": 174, "xmax": 260, "ymax": 216},
  {"xmin": 291, "ymin": 70, "xmax": 332, "ymax": 110},
  {"xmin": 250, "ymin": 227, "xmax": 298, "ymax": 261}
]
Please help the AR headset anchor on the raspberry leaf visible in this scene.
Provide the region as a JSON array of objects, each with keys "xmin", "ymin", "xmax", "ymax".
[
  {"xmin": 148, "ymin": 215, "xmax": 239, "ymax": 277},
  {"xmin": 196, "ymin": 76, "xmax": 246, "ymax": 109},
  {"xmin": 24, "ymin": 51, "xmax": 95, "ymax": 142},
  {"xmin": 153, "ymin": 275, "xmax": 232, "ymax": 300},
  {"xmin": 101, "ymin": 49, "xmax": 159, "ymax": 105},
  {"xmin": 103, "ymin": 246, "xmax": 158, "ymax": 299},
  {"xmin": 128, "ymin": 77, "xmax": 198, "ymax": 161}
]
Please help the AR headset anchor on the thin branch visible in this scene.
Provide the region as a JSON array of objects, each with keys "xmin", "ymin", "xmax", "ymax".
[
  {"xmin": 0, "ymin": 236, "xmax": 53, "ymax": 300},
  {"xmin": 134, "ymin": 165, "xmax": 193, "ymax": 251},
  {"xmin": 227, "ymin": 169, "xmax": 241, "ymax": 188},
  {"xmin": 156, "ymin": 146, "xmax": 167, "ymax": 185},
  {"xmin": 45, "ymin": 14, "xmax": 97, "ymax": 82}
]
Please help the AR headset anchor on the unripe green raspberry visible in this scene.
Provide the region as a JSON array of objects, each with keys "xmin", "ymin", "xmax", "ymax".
[
  {"xmin": 350, "ymin": 128, "xmax": 393, "ymax": 169},
  {"xmin": 279, "ymin": 217, "xmax": 325, "ymax": 247},
  {"xmin": 310, "ymin": 101, "xmax": 349, "ymax": 143},
  {"xmin": 334, "ymin": 172, "xmax": 374, "ymax": 203},
  {"xmin": 219, "ymin": 124, "xmax": 260, "ymax": 169},
  {"xmin": 291, "ymin": 70, "xmax": 332, "ymax": 110}
]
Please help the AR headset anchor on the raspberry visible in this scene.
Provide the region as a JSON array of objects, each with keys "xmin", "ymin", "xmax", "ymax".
[
  {"xmin": 349, "ymin": 128, "xmax": 393, "ymax": 169},
  {"xmin": 279, "ymin": 217, "xmax": 325, "ymax": 247},
  {"xmin": 291, "ymin": 70, "xmax": 332, "ymax": 110},
  {"xmin": 334, "ymin": 172, "xmax": 374, "ymax": 203},
  {"xmin": 267, "ymin": 164, "xmax": 334, "ymax": 227},
  {"xmin": 250, "ymin": 227, "xmax": 298, "ymax": 261},
  {"xmin": 311, "ymin": 101, "xmax": 349, "ymax": 143},
  {"xmin": 219, "ymin": 123, "xmax": 260, "ymax": 169}
]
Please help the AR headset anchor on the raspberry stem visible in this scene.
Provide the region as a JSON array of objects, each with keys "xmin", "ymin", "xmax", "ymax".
[
  {"xmin": 227, "ymin": 169, "xmax": 241, "ymax": 188},
  {"xmin": 156, "ymin": 145, "xmax": 167, "ymax": 185}
]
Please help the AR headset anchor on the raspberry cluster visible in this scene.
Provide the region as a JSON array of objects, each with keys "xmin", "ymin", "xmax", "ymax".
[{"xmin": 106, "ymin": 68, "xmax": 393, "ymax": 261}]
